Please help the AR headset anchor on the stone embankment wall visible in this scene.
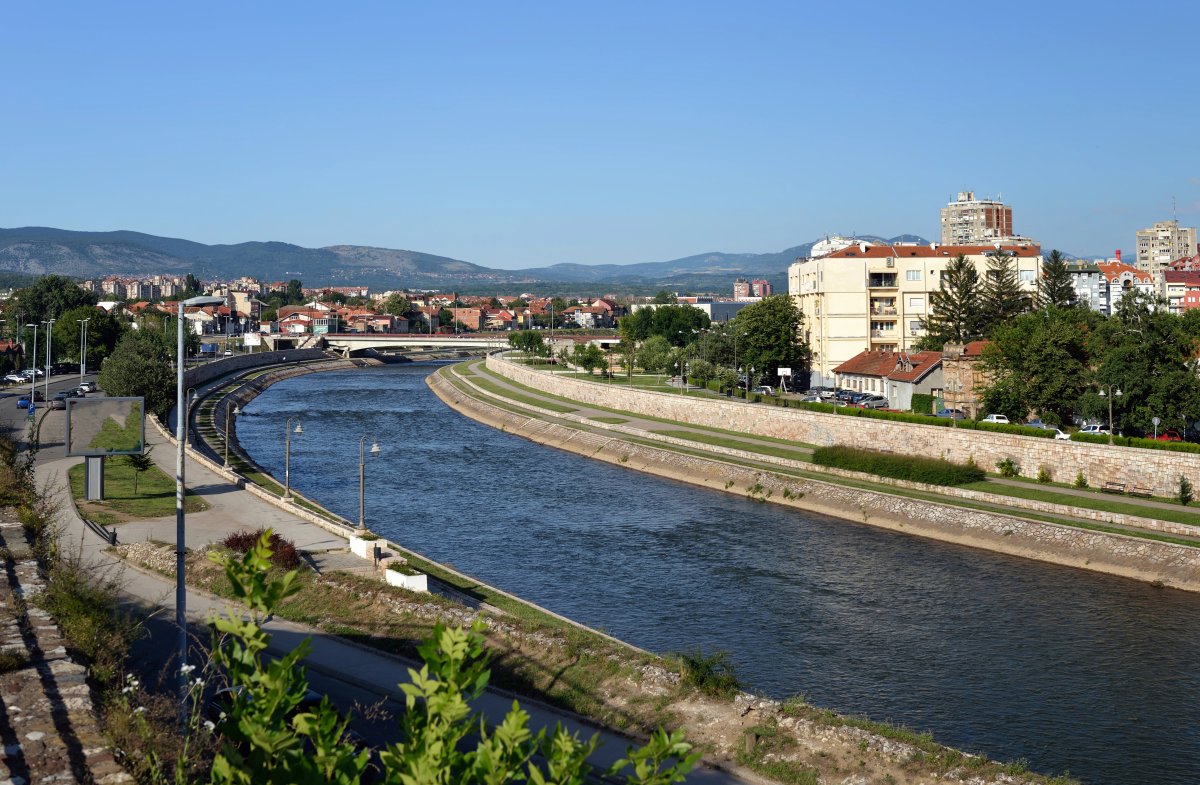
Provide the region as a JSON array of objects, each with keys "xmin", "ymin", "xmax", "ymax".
[
  {"xmin": 439, "ymin": 369, "xmax": 1200, "ymax": 591},
  {"xmin": 0, "ymin": 512, "xmax": 131, "ymax": 783},
  {"xmin": 489, "ymin": 354, "xmax": 1199, "ymax": 499},
  {"xmin": 182, "ymin": 348, "xmax": 329, "ymax": 390}
]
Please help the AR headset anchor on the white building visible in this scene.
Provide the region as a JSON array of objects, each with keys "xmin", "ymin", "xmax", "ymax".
[{"xmin": 789, "ymin": 243, "xmax": 1043, "ymax": 386}]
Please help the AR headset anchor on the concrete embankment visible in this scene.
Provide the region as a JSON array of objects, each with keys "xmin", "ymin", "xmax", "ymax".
[{"xmin": 429, "ymin": 368, "xmax": 1200, "ymax": 593}]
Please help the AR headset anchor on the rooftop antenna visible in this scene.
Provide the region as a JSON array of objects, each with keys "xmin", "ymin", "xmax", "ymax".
[{"xmin": 1174, "ymin": 196, "xmax": 1178, "ymax": 222}]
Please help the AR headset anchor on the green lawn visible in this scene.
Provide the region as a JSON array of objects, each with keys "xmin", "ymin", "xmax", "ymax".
[
  {"xmin": 963, "ymin": 481, "xmax": 1200, "ymax": 529},
  {"xmin": 587, "ymin": 416, "xmax": 628, "ymax": 424},
  {"xmin": 655, "ymin": 429, "xmax": 813, "ymax": 462},
  {"xmin": 68, "ymin": 459, "xmax": 208, "ymax": 522}
]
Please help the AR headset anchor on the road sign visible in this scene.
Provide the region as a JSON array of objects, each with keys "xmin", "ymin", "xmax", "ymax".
[{"xmin": 777, "ymin": 367, "xmax": 792, "ymax": 376}]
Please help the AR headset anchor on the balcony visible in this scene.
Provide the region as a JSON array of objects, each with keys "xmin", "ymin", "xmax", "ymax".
[
  {"xmin": 870, "ymin": 329, "xmax": 896, "ymax": 339},
  {"xmin": 871, "ymin": 307, "xmax": 898, "ymax": 316},
  {"xmin": 868, "ymin": 274, "xmax": 898, "ymax": 289}
]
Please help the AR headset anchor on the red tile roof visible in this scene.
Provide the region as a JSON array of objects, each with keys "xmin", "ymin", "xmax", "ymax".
[
  {"xmin": 1097, "ymin": 261, "xmax": 1153, "ymax": 284},
  {"xmin": 833, "ymin": 350, "xmax": 942, "ymax": 383},
  {"xmin": 1164, "ymin": 270, "xmax": 1200, "ymax": 286},
  {"xmin": 823, "ymin": 243, "xmax": 1041, "ymax": 259}
]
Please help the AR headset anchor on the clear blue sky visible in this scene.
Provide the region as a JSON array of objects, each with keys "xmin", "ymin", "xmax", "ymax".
[{"xmin": 3, "ymin": 1, "xmax": 1197, "ymax": 268}]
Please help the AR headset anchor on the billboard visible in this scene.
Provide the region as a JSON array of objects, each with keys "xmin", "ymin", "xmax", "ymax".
[{"xmin": 65, "ymin": 397, "xmax": 146, "ymax": 457}]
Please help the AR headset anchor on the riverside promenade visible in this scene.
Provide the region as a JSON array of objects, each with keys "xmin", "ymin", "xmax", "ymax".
[{"xmin": 16, "ymin": 375, "xmax": 745, "ymax": 785}]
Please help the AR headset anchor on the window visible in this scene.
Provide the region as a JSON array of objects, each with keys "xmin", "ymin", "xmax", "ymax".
[
  {"xmin": 909, "ymin": 321, "xmax": 922, "ymax": 332},
  {"xmin": 907, "ymin": 296, "xmax": 925, "ymax": 308},
  {"xmin": 906, "ymin": 269, "xmax": 922, "ymax": 281},
  {"xmin": 1019, "ymin": 269, "xmax": 1036, "ymax": 283}
]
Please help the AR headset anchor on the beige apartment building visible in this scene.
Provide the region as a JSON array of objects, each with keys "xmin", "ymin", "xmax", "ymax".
[
  {"xmin": 939, "ymin": 191, "xmax": 1014, "ymax": 245},
  {"xmin": 789, "ymin": 243, "xmax": 1043, "ymax": 385},
  {"xmin": 1135, "ymin": 220, "xmax": 1198, "ymax": 275}
]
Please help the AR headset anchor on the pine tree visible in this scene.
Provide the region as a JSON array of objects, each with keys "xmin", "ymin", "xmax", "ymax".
[
  {"xmin": 1038, "ymin": 249, "xmax": 1077, "ymax": 308},
  {"xmin": 980, "ymin": 249, "xmax": 1030, "ymax": 334},
  {"xmin": 918, "ymin": 254, "xmax": 984, "ymax": 349}
]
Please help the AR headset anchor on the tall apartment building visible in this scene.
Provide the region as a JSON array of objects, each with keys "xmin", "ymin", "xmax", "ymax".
[
  {"xmin": 789, "ymin": 243, "xmax": 1043, "ymax": 386},
  {"xmin": 752, "ymin": 279, "xmax": 772, "ymax": 297},
  {"xmin": 1135, "ymin": 220, "xmax": 1198, "ymax": 275},
  {"xmin": 939, "ymin": 191, "xmax": 1014, "ymax": 245},
  {"xmin": 733, "ymin": 278, "xmax": 750, "ymax": 300}
]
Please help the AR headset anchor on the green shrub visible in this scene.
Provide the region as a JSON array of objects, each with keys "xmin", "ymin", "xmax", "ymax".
[
  {"xmin": 910, "ymin": 393, "xmax": 935, "ymax": 415},
  {"xmin": 1037, "ymin": 465, "xmax": 1052, "ymax": 484},
  {"xmin": 674, "ymin": 649, "xmax": 740, "ymax": 698},
  {"xmin": 996, "ymin": 458, "xmax": 1020, "ymax": 478},
  {"xmin": 791, "ymin": 403, "xmax": 1054, "ymax": 437},
  {"xmin": 812, "ymin": 446, "xmax": 985, "ymax": 486},
  {"xmin": 1074, "ymin": 470, "xmax": 1088, "ymax": 489},
  {"xmin": 1070, "ymin": 433, "xmax": 1200, "ymax": 453},
  {"xmin": 1179, "ymin": 475, "xmax": 1193, "ymax": 506}
]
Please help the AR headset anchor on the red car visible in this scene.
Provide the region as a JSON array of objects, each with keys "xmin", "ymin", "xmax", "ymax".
[{"xmin": 1155, "ymin": 429, "xmax": 1183, "ymax": 442}]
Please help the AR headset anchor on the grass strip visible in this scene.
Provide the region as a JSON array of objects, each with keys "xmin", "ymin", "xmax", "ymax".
[
  {"xmin": 468, "ymin": 375, "xmax": 578, "ymax": 414},
  {"xmin": 67, "ymin": 461, "xmax": 208, "ymax": 520},
  {"xmin": 656, "ymin": 429, "xmax": 812, "ymax": 462},
  {"xmin": 963, "ymin": 481, "xmax": 1200, "ymax": 528},
  {"xmin": 587, "ymin": 416, "xmax": 628, "ymax": 424}
]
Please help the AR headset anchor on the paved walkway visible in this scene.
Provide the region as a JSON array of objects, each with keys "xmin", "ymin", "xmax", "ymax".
[{"xmin": 15, "ymin": 377, "xmax": 744, "ymax": 784}]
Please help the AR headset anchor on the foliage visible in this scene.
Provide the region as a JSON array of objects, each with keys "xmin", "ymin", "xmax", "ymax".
[
  {"xmin": 572, "ymin": 343, "xmax": 606, "ymax": 375},
  {"xmin": 980, "ymin": 249, "xmax": 1031, "ymax": 334},
  {"xmin": 98, "ymin": 329, "xmax": 176, "ymax": 420},
  {"xmin": 1083, "ymin": 291, "xmax": 1200, "ymax": 434},
  {"xmin": 1178, "ymin": 476, "xmax": 1193, "ymax": 506},
  {"xmin": 812, "ymin": 446, "xmax": 985, "ymax": 486},
  {"xmin": 996, "ymin": 458, "xmax": 1020, "ymax": 478},
  {"xmin": 977, "ymin": 306, "xmax": 1094, "ymax": 425},
  {"xmin": 10, "ymin": 274, "xmax": 99, "ymax": 324},
  {"xmin": 729, "ymin": 295, "xmax": 809, "ymax": 382},
  {"xmin": 50, "ymin": 305, "xmax": 124, "ymax": 367},
  {"xmin": 618, "ymin": 305, "xmax": 709, "ymax": 346},
  {"xmin": 507, "ymin": 330, "xmax": 546, "ymax": 356},
  {"xmin": 1038, "ymin": 250, "xmax": 1077, "ymax": 308},
  {"xmin": 918, "ymin": 254, "xmax": 983, "ymax": 349},
  {"xmin": 381, "ymin": 293, "xmax": 417, "ymax": 319},
  {"xmin": 220, "ymin": 528, "xmax": 300, "ymax": 569},
  {"xmin": 1074, "ymin": 470, "xmax": 1088, "ymax": 489},
  {"xmin": 1037, "ymin": 466, "xmax": 1052, "ymax": 484},
  {"xmin": 207, "ymin": 531, "xmax": 699, "ymax": 785},
  {"xmin": 910, "ymin": 393, "xmax": 935, "ymax": 415},
  {"xmin": 793, "ymin": 401, "xmax": 1054, "ymax": 436},
  {"xmin": 637, "ymin": 335, "xmax": 674, "ymax": 374},
  {"xmin": 688, "ymin": 358, "xmax": 716, "ymax": 386},
  {"xmin": 652, "ymin": 289, "xmax": 677, "ymax": 304},
  {"xmin": 125, "ymin": 448, "xmax": 155, "ymax": 495},
  {"xmin": 673, "ymin": 650, "xmax": 740, "ymax": 698}
]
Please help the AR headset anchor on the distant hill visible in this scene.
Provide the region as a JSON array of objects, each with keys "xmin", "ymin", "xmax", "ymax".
[{"xmin": 0, "ymin": 226, "xmax": 929, "ymax": 291}]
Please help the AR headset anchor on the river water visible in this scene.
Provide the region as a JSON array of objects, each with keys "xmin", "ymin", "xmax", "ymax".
[{"xmin": 236, "ymin": 363, "xmax": 1200, "ymax": 785}]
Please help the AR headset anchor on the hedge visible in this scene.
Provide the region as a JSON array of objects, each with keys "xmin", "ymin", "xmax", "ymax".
[
  {"xmin": 785, "ymin": 401, "xmax": 1053, "ymax": 437},
  {"xmin": 911, "ymin": 393, "xmax": 936, "ymax": 415},
  {"xmin": 812, "ymin": 446, "xmax": 986, "ymax": 486},
  {"xmin": 1070, "ymin": 432, "xmax": 1200, "ymax": 453}
]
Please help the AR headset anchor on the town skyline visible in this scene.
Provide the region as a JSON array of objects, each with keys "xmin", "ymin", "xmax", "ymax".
[{"xmin": 3, "ymin": 2, "xmax": 1197, "ymax": 268}]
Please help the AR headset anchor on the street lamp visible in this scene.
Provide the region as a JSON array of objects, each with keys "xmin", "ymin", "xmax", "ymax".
[
  {"xmin": 173, "ymin": 294, "xmax": 225, "ymax": 725},
  {"xmin": 358, "ymin": 435, "xmax": 381, "ymax": 531},
  {"xmin": 43, "ymin": 319, "xmax": 55, "ymax": 400},
  {"xmin": 78, "ymin": 317, "xmax": 90, "ymax": 386},
  {"xmin": 732, "ymin": 331, "xmax": 748, "ymax": 398},
  {"xmin": 283, "ymin": 417, "xmax": 303, "ymax": 501},
  {"xmin": 223, "ymin": 402, "xmax": 240, "ymax": 469},
  {"xmin": 1098, "ymin": 384, "xmax": 1122, "ymax": 445},
  {"xmin": 944, "ymin": 378, "xmax": 962, "ymax": 428}
]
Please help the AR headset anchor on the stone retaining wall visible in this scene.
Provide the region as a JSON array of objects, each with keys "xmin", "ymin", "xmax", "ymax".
[
  {"xmin": 442, "ymin": 369, "xmax": 1200, "ymax": 591},
  {"xmin": 489, "ymin": 354, "xmax": 1200, "ymax": 499},
  {"xmin": 182, "ymin": 348, "xmax": 329, "ymax": 390}
]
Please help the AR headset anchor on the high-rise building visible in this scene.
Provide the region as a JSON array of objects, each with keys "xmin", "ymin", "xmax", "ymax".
[
  {"xmin": 1135, "ymin": 220, "xmax": 1198, "ymax": 275},
  {"xmin": 939, "ymin": 191, "xmax": 1014, "ymax": 245},
  {"xmin": 752, "ymin": 279, "xmax": 772, "ymax": 297},
  {"xmin": 733, "ymin": 278, "xmax": 751, "ymax": 300}
]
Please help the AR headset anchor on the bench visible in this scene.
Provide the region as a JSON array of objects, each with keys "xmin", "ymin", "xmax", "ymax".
[
  {"xmin": 1129, "ymin": 486, "xmax": 1153, "ymax": 498},
  {"xmin": 1101, "ymin": 481, "xmax": 1126, "ymax": 494}
]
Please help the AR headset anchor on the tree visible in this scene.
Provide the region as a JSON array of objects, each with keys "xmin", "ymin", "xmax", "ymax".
[
  {"xmin": 977, "ymin": 306, "xmax": 1094, "ymax": 425},
  {"xmin": 508, "ymin": 330, "xmax": 545, "ymax": 356},
  {"xmin": 637, "ymin": 335, "xmax": 673, "ymax": 374},
  {"xmin": 52, "ymin": 306, "xmax": 124, "ymax": 368},
  {"xmin": 980, "ymin": 249, "xmax": 1030, "ymax": 334},
  {"xmin": 180, "ymin": 273, "xmax": 202, "ymax": 299},
  {"xmin": 11, "ymin": 274, "xmax": 99, "ymax": 324},
  {"xmin": 98, "ymin": 330, "xmax": 176, "ymax": 420},
  {"xmin": 382, "ymin": 294, "xmax": 416, "ymax": 319},
  {"xmin": 572, "ymin": 343, "xmax": 605, "ymax": 375},
  {"xmin": 650, "ymin": 306, "xmax": 710, "ymax": 346},
  {"xmin": 917, "ymin": 254, "xmax": 984, "ymax": 349},
  {"xmin": 1084, "ymin": 291, "xmax": 1200, "ymax": 434},
  {"xmin": 729, "ymin": 295, "xmax": 809, "ymax": 382},
  {"xmin": 618, "ymin": 308, "xmax": 654, "ymax": 343},
  {"xmin": 125, "ymin": 448, "xmax": 155, "ymax": 495},
  {"xmin": 688, "ymin": 359, "xmax": 716, "ymax": 387},
  {"xmin": 285, "ymin": 279, "xmax": 304, "ymax": 305},
  {"xmin": 1038, "ymin": 249, "xmax": 1076, "ymax": 309}
]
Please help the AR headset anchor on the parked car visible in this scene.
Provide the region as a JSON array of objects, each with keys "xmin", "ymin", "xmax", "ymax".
[
  {"xmin": 858, "ymin": 395, "xmax": 890, "ymax": 409},
  {"xmin": 3, "ymin": 373, "xmax": 25, "ymax": 384},
  {"xmin": 48, "ymin": 397, "xmax": 67, "ymax": 410},
  {"xmin": 1025, "ymin": 418, "xmax": 1047, "ymax": 429},
  {"xmin": 79, "ymin": 381, "xmax": 97, "ymax": 393},
  {"xmin": 1155, "ymin": 429, "xmax": 1183, "ymax": 442},
  {"xmin": 935, "ymin": 408, "xmax": 966, "ymax": 420},
  {"xmin": 16, "ymin": 391, "xmax": 44, "ymax": 408},
  {"xmin": 982, "ymin": 414, "xmax": 1010, "ymax": 424},
  {"xmin": 1079, "ymin": 424, "xmax": 1110, "ymax": 436},
  {"xmin": 1051, "ymin": 428, "xmax": 1071, "ymax": 441},
  {"xmin": 753, "ymin": 385, "xmax": 774, "ymax": 395},
  {"xmin": 799, "ymin": 394, "xmax": 823, "ymax": 403}
]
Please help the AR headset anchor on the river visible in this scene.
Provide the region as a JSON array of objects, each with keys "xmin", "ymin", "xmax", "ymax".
[{"xmin": 234, "ymin": 363, "xmax": 1200, "ymax": 785}]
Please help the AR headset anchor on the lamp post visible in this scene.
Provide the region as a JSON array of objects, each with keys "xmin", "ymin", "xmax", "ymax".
[
  {"xmin": 78, "ymin": 318, "xmax": 90, "ymax": 386},
  {"xmin": 26, "ymin": 323, "xmax": 38, "ymax": 409},
  {"xmin": 173, "ymin": 294, "xmax": 225, "ymax": 726},
  {"xmin": 223, "ymin": 402, "xmax": 240, "ymax": 468},
  {"xmin": 283, "ymin": 417, "xmax": 303, "ymax": 501},
  {"xmin": 358, "ymin": 435, "xmax": 381, "ymax": 531},
  {"xmin": 944, "ymin": 378, "xmax": 961, "ymax": 428},
  {"xmin": 43, "ymin": 318, "xmax": 55, "ymax": 400},
  {"xmin": 732, "ymin": 331, "xmax": 748, "ymax": 398},
  {"xmin": 1098, "ymin": 384, "xmax": 1122, "ymax": 445}
]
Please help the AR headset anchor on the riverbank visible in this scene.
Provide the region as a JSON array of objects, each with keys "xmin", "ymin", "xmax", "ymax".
[{"xmin": 434, "ymin": 358, "xmax": 1200, "ymax": 593}]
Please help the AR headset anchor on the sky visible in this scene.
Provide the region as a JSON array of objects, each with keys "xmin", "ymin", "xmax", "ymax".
[{"xmin": 2, "ymin": 1, "xmax": 1198, "ymax": 268}]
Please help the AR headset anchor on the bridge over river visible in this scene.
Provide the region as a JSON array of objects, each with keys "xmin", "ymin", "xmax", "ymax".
[{"xmin": 322, "ymin": 331, "xmax": 619, "ymax": 356}]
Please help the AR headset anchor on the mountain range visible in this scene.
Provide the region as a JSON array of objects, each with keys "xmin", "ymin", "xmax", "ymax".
[{"xmin": 0, "ymin": 226, "xmax": 937, "ymax": 293}]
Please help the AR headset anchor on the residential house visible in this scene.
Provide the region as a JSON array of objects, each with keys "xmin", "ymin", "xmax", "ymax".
[
  {"xmin": 1097, "ymin": 261, "xmax": 1155, "ymax": 313},
  {"xmin": 941, "ymin": 341, "xmax": 990, "ymax": 419},
  {"xmin": 1163, "ymin": 270, "xmax": 1200, "ymax": 315},
  {"xmin": 832, "ymin": 349, "xmax": 943, "ymax": 411}
]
